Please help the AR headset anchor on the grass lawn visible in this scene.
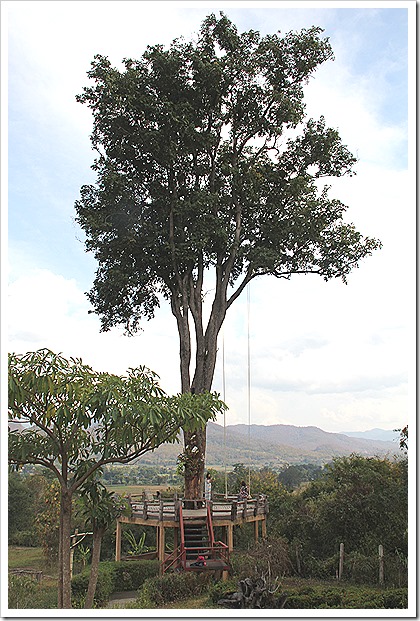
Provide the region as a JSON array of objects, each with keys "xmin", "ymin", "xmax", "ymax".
[
  {"xmin": 8, "ymin": 546, "xmax": 57, "ymax": 575},
  {"xmin": 105, "ymin": 484, "xmax": 171, "ymax": 496}
]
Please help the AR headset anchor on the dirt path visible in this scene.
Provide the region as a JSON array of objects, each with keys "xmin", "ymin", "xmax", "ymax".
[{"xmin": 107, "ymin": 590, "xmax": 138, "ymax": 608}]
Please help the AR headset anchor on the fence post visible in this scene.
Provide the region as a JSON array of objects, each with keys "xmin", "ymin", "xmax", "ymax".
[
  {"xmin": 379, "ymin": 545, "xmax": 384, "ymax": 585},
  {"xmin": 338, "ymin": 543, "xmax": 344, "ymax": 580}
]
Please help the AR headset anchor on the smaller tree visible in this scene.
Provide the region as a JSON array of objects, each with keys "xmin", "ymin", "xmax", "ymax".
[
  {"xmin": 76, "ymin": 477, "xmax": 128, "ymax": 608},
  {"xmin": 8, "ymin": 348, "xmax": 225, "ymax": 608}
]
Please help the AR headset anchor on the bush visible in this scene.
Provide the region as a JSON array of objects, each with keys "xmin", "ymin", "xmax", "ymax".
[
  {"xmin": 136, "ymin": 572, "xmax": 213, "ymax": 608},
  {"xmin": 8, "ymin": 575, "xmax": 57, "ymax": 609},
  {"xmin": 231, "ymin": 536, "xmax": 292, "ymax": 580},
  {"xmin": 301, "ymin": 554, "xmax": 339, "ymax": 580},
  {"xmin": 8, "ymin": 530, "xmax": 40, "ymax": 548},
  {"xmin": 112, "ymin": 560, "xmax": 160, "ymax": 591},
  {"xmin": 207, "ymin": 578, "xmax": 238, "ymax": 604},
  {"xmin": 71, "ymin": 562, "xmax": 115, "ymax": 607},
  {"xmin": 282, "ymin": 585, "xmax": 408, "ymax": 609},
  {"xmin": 71, "ymin": 559, "xmax": 159, "ymax": 607}
]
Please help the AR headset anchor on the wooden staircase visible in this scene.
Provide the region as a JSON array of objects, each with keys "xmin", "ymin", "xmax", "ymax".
[{"xmin": 162, "ymin": 503, "xmax": 230, "ymax": 574}]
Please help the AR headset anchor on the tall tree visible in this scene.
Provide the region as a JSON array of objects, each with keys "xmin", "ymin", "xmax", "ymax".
[
  {"xmin": 75, "ymin": 13, "xmax": 381, "ymax": 499},
  {"xmin": 8, "ymin": 348, "xmax": 223, "ymax": 608}
]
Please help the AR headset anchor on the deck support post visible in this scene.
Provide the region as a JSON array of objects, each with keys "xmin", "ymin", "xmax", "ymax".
[
  {"xmin": 227, "ymin": 524, "xmax": 234, "ymax": 553},
  {"xmin": 115, "ymin": 520, "xmax": 122, "ymax": 562},
  {"xmin": 158, "ymin": 525, "xmax": 165, "ymax": 563},
  {"xmin": 261, "ymin": 517, "xmax": 267, "ymax": 539},
  {"xmin": 254, "ymin": 518, "xmax": 259, "ymax": 542}
]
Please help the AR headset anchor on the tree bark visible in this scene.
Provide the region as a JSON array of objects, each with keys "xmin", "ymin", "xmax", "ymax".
[
  {"xmin": 60, "ymin": 490, "xmax": 73, "ymax": 608},
  {"xmin": 183, "ymin": 427, "xmax": 207, "ymax": 501},
  {"xmin": 181, "ymin": 294, "xmax": 226, "ymax": 500},
  {"xmin": 84, "ymin": 528, "xmax": 104, "ymax": 608}
]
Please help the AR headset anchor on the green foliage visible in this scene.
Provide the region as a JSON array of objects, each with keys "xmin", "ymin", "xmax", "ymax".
[
  {"xmin": 71, "ymin": 563, "xmax": 115, "ymax": 607},
  {"xmin": 8, "ymin": 575, "xmax": 58, "ymax": 609},
  {"xmin": 207, "ymin": 578, "xmax": 238, "ymax": 604},
  {"xmin": 8, "ymin": 472, "xmax": 50, "ymax": 546},
  {"xmin": 34, "ymin": 479, "xmax": 61, "ymax": 564},
  {"xmin": 123, "ymin": 530, "xmax": 148, "ymax": 555},
  {"xmin": 76, "ymin": 13, "xmax": 380, "ymax": 337},
  {"xmin": 9, "ymin": 349, "xmax": 220, "ymax": 477},
  {"xmin": 276, "ymin": 455, "xmax": 408, "ymax": 559},
  {"xmin": 136, "ymin": 571, "xmax": 212, "ymax": 608},
  {"xmin": 231, "ymin": 536, "xmax": 293, "ymax": 579},
  {"xmin": 278, "ymin": 463, "xmax": 324, "ymax": 490},
  {"xmin": 111, "ymin": 560, "xmax": 160, "ymax": 591},
  {"xmin": 282, "ymin": 584, "xmax": 408, "ymax": 609},
  {"xmin": 71, "ymin": 559, "xmax": 160, "ymax": 606},
  {"xmin": 395, "ymin": 425, "xmax": 408, "ymax": 453},
  {"xmin": 75, "ymin": 544, "xmax": 91, "ymax": 569}
]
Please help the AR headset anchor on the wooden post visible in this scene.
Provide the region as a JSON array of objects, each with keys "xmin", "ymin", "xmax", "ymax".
[
  {"xmin": 159, "ymin": 499, "xmax": 164, "ymax": 521},
  {"xmin": 227, "ymin": 524, "xmax": 234, "ymax": 553},
  {"xmin": 143, "ymin": 500, "xmax": 148, "ymax": 520},
  {"xmin": 379, "ymin": 545, "xmax": 384, "ymax": 585},
  {"xmin": 175, "ymin": 499, "xmax": 181, "ymax": 520},
  {"xmin": 231, "ymin": 501, "xmax": 237, "ymax": 521},
  {"xmin": 261, "ymin": 517, "xmax": 267, "ymax": 539},
  {"xmin": 338, "ymin": 543, "xmax": 344, "ymax": 580},
  {"xmin": 115, "ymin": 520, "xmax": 122, "ymax": 562},
  {"xmin": 158, "ymin": 525, "xmax": 165, "ymax": 562},
  {"xmin": 254, "ymin": 518, "xmax": 259, "ymax": 542}
]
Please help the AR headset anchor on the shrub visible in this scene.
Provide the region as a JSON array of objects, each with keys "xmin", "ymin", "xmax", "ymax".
[
  {"xmin": 112, "ymin": 560, "xmax": 160, "ymax": 591},
  {"xmin": 282, "ymin": 585, "xmax": 408, "ymax": 609},
  {"xmin": 71, "ymin": 559, "xmax": 159, "ymax": 607},
  {"xmin": 136, "ymin": 572, "xmax": 212, "ymax": 608},
  {"xmin": 381, "ymin": 589, "xmax": 408, "ymax": 608},
  {"xmin": 207, "ymin": 578, "xmax": 238, "ymax": 604},
  {"xmin": 301, "ymin": 554, "xmax": 339, "ymax": 580},
  {"xmin": 8, "ymin": 575, "xmax": 58, "ymax": 609},
  {"xmin": 9, "ymin": 530, "xmax": 40, "ymax": 548},
  {"xmin": 71, "ymin": 562, "xmax": 115, "ymax": 607},
  {"xmin": 230, "ymin": 536, "xmax": 292, "ymax": 580}
]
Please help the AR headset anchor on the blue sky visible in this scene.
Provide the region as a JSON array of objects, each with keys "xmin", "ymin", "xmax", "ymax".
[{"xmin": 3, "ymin": 1, "xmax": 415, "ymax": 436}]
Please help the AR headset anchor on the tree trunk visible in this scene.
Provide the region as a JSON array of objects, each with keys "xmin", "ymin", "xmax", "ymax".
[
  {"xmin": 183, "ymin": 427, "xmax": 207, "ymax": 501},
  {"xmin": 174, "ymin": 269, "xmax": 228, "ymax": 501},
  {"xmin": 84, "ymin": 528, "xmax": 104, "ymax": 608},
  {"xmin": 60, "ymin": 490, "xmax": 73, "ymax": 608},
  {"xmin": 57, "ymin": 498, "xmax": 64, "ymax": 608}
]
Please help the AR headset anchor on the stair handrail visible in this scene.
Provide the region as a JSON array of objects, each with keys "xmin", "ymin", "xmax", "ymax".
[
  {"xmin": 206, "ymin": 502, "xmax": 215, "ymax": 549},
  {"xmin": 179, "ymin": 503, "xmax": 185, "ymax": 558}
]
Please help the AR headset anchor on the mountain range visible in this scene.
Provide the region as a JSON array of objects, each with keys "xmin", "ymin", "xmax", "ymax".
[{"xmin": 137, "ymin": 422, "xmax": 400, "ymax": 468}]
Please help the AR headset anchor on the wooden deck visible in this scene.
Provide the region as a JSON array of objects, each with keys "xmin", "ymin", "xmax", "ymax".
[
  {"xmin": 124, "ymin": 495, "xmax": 268, "ymax": 527},
  {"xmin": 115, "ymin": 495, "xmax": 269, "ymax": 567}
]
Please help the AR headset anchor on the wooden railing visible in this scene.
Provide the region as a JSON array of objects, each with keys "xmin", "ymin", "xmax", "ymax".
[{"xmin": 128, "ymin": 495, "xmax": 268, "ymax": 522}]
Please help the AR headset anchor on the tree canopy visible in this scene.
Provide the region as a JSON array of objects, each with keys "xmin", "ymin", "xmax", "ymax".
[{"xmin": 76, "ymin": 13, "xmax": 380, "ymax": 390}]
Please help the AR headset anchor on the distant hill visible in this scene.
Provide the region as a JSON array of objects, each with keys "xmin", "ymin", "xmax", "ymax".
[
  {"xmin": 137, "ymin": 422, "xmax": 400, "ymax": 468},
  {"xmin": 339, "ymin": 428, "xmax": 399, "ymax": 442}
]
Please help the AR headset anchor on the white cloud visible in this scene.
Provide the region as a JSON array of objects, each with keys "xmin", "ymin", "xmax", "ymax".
[
  {"xmin": 5, "ymin": 3, "xmax": 413, "ymax": 435},
  {"xmin": 7, "ymin": 268, "xmax": 181, "ymax": 395}
]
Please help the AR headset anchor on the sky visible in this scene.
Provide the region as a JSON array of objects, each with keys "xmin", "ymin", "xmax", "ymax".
[{"xmin": 3, "ymin": 0, "xmax": 415, "ymax": 435}]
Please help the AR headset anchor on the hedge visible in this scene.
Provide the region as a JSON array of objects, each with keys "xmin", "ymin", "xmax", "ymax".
[
  {"xmin": 71, "ymin": 559, "xmax": 160, "ymax": 607},
  {"xmin": 136, "ymin": 572, "xmax": 213, "ymax": 608}
]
